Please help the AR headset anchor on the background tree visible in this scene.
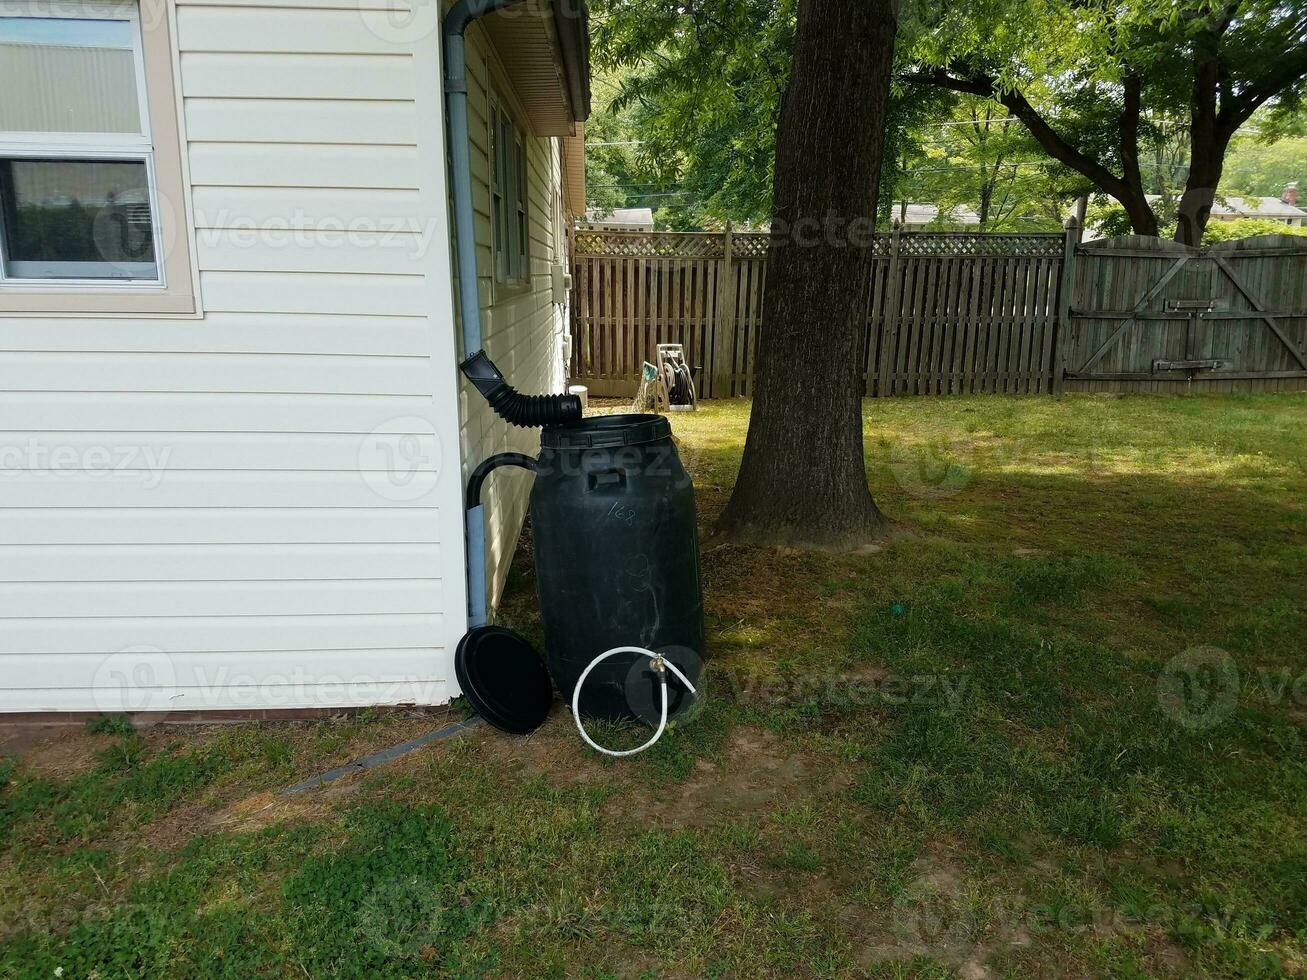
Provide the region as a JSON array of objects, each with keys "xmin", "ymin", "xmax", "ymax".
[
  {"xmin": 903, "ymin": 0, "xmax": 1307, "ymax": 244},
  {"xmin": 581, "ymin": 73, "xmax": 698, "ymax": 225},
  {"xmin": 1202, "ymin": 218, "xmax": 1307, "ymax": 244},
  {"xmin": 590, "ymin": 0, "xmax": 793, "ymax": 225},
  {"xmin": 900, "ymin": 97, "xmax": 1085, "ymax": 231},
  {"xmin": 1220, "ymin": 105, "xmax": 1307, "ymax": 197},
  {"xmin": 1082, "ymin": 103, "xmax": 1305, "ymax": 240}
]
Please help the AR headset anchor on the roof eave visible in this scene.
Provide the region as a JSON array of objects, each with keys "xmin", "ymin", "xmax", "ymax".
[{"xmin": 552, "ymin": 0, "xmax": 591, "ymax": 123}]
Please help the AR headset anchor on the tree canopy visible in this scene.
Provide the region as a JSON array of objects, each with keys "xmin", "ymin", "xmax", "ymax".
[
  {"xmin": 589, "ymin": 0, "xmax": 794, "ymax": 225},
  {"xmin": 587, "ymin": 0, "xmax": 956, "ymax": 227},
  {"xmin": 586, "ymin": 0, "xmax": 1307, "ymax": 241},
  {"xmin": 902, "ymin": 0, "xmax": 1307, "ymax": 243},
  {"xmin": 896, "ymin": 97, "xmax": 1084, "ymax": 231}
]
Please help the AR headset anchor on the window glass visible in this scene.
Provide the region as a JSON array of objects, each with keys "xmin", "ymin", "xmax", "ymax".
[
  {"xmin": 0, "ymin": 158, "xmax": 156, "ymax": 279},
  {"xmin": 490, "ymin": 100, "xmax": 528, "ymax": 284},
  {"xmin": 515, "ymin": 138, "xmax": 527, "ymax": 277},
  {"xmin": 493, "ymin": 107, "xmax": 508, "ymax": 281},
  {"xmin": 0, "ymin": 17, "xmax": 141, "ymax": 134}
]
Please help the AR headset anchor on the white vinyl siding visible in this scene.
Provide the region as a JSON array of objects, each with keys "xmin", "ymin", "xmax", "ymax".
[{"xmin": 0, "ymin": 0, "xmax": 466, "ymax": 712}]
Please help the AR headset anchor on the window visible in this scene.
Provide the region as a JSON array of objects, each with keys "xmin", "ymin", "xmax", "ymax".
[
  {"xmin": 490, "ymin": 98, "xmax": 528, "ymax": 284},
  {"xmin": 0, "ymin": 0, "xmax": 195, "ymax": 313}
]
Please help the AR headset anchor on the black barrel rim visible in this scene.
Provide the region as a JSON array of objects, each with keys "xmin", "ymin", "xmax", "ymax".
[
  {"xmin": 454, "ymin": 626, "xmax": 553, "ymax": 734},
  {"xmin": 540, "ymin": 413, "xmax": 670, "ymax": 450}
]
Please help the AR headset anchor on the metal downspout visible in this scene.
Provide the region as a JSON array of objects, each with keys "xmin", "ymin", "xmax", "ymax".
[{"xmin": 443, "ymin": 0, "xmax": 529, "ymax": 628}]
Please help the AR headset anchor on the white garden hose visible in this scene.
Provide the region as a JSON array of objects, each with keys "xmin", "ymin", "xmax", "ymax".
[{"xmin": 571, "ymin": 646, "xmax": 697, "ymax": 757}]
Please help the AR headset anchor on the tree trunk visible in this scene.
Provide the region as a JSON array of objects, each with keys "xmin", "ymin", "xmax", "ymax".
[
  {"xmin": 1117, "ymin": 71, "xmax": 1160, "ymax": 237},
  {"xmin": 715, "ymin": 0, "xmax": 894, "ymax": 549},
  {"xmin": 1174, "ymin": 136, "xmax": 1227, "ymax": 246},
  {"xmin": 1174, "ymin": 57, "xmax": 1227, "ymax": 247}
]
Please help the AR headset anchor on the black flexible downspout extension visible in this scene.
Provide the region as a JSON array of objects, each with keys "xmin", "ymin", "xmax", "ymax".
[
  {"xmin": 466, "ymin": 452, "xmax": 539, "ymax": 509},
  {"xmin": 460, "ymin": 350, "xmax": 583, "ymax": 428}
]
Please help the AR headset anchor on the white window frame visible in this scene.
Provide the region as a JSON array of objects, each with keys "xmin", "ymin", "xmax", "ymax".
[
  {"xmin": 490, "ymin": 92, "xmax": 528, "ymax": 287},
  {"xmin": 0, "ymin": 1, "xmax": 163, "ymax": 285},
  {"xmin": 0, "ymin": 0, "xmax": 198, "ymax": 314}
]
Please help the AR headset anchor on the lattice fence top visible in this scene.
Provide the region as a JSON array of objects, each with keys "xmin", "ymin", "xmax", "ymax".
[
  {"xmin": 731, "ymin": 234, "xmax": 770, "ymax": 258},
  {"xmin": 572, "ymin": 231, "xmax": 725, "ymax": 258},
  {"xmin": 573, "ymin": 228, "xmax": 1065, "ymax": 259},
  {"xmin": 896, "ymin": 233, "xmax": 1064, "ymax": 257}
]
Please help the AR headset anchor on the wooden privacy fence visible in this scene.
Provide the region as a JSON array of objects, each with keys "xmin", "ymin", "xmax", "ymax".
[
  {"xmin": 569, "ymin": 226, "xmax": 1307, "ymax": 397},
  {"xmin": 569, "ymin": 227, "xmax": 770, "ymax": 398},
  {"xmin": 570, "ymin": 226, "xmax": 1070, "ymax": 398}
]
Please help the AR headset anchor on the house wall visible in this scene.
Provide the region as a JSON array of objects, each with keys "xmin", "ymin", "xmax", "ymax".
[
  {"xmin": 0, "ymin": 0, "xmax": 471, "ymax": 711},
  {"xmin": 457, "ymin": 22, "xmax": 570, "ymax": 611}
]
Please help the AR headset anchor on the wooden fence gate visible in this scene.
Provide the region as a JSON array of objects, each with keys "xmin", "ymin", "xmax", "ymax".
[
  {"xmin": 569, "ymin": 227, "xmax": 1307, "ymax": 397},
  {"xmin": 1060, "ymin": 234, "xmax": 1307, "ymax": 392}
]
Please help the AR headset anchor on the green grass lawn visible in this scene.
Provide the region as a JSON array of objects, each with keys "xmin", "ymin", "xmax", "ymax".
[{"xmin": 3, "ymin": 392, "xmax": 1306, "ymax": 978}]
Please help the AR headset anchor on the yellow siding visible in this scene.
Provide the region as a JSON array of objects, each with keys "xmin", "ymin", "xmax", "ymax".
[{"xmin": 459, "ymin": 22, "xmax": 570, "ymax": 610}]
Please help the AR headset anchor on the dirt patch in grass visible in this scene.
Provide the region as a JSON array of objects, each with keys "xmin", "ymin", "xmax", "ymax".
[
  {"xmin": 604, "ymin": 727, "xmax": 842, "ymax": 828},
  {"xmin": 853, "ymin": 844, "xmax": 999, "ymax": 978},
  {"xmin": 470, "ymin": 710, "xmax": 612, "ymax": 786},
  {"xmin": 11, "ymin": 729, "xmax": 116, "ymax": 779},
  {"xmin": 210, "ymin": 781, "xmax": 364, "ymax": 834},
  {"xmin": 703, "ymin": 545, "xmax": 833, "ymax": 624}
]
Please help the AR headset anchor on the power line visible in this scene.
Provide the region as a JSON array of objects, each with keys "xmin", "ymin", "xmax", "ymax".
[
  {"xmin": 597, "ymin": 191, "xmax": 695, "ymax": 199},
  {"xmin": 926, "ymin": 117, "xmax": 1021, "ymax": 126},
  {"xmin": 902, "ymin": 161, "xmax": 1054, "ymax": 174}
]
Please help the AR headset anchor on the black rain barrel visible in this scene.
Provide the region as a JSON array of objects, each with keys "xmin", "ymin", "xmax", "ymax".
[{"xmin": 530, "ymin": 414, "xmax": 703, "ymax": 723}]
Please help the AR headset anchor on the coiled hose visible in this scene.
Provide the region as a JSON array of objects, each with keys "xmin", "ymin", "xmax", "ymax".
[
  {"xmin": 572, "ymin": 646, "xmax": 698, "ymax": 757},
  {"xmin": 460, "ymin": 350, "xmax": 582, "ymax": 428}
]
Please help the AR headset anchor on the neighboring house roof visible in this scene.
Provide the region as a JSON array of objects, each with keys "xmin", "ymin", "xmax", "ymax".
[
  {"xmin": 1144, "ymin": 194, "xmax": 1306, "ymax": 220},
  {"xmin": 581, "ymin": 207, "xmax": 655, "ymax": 230},
  {"xmin": 892, "ymin": 203, "xmax": 981, "ymax": 226}
]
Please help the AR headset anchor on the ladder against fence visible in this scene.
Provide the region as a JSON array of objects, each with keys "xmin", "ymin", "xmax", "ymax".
[{"xmin": 569, "ymin": 226, "xmax": 1307, "ymax": 397}]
